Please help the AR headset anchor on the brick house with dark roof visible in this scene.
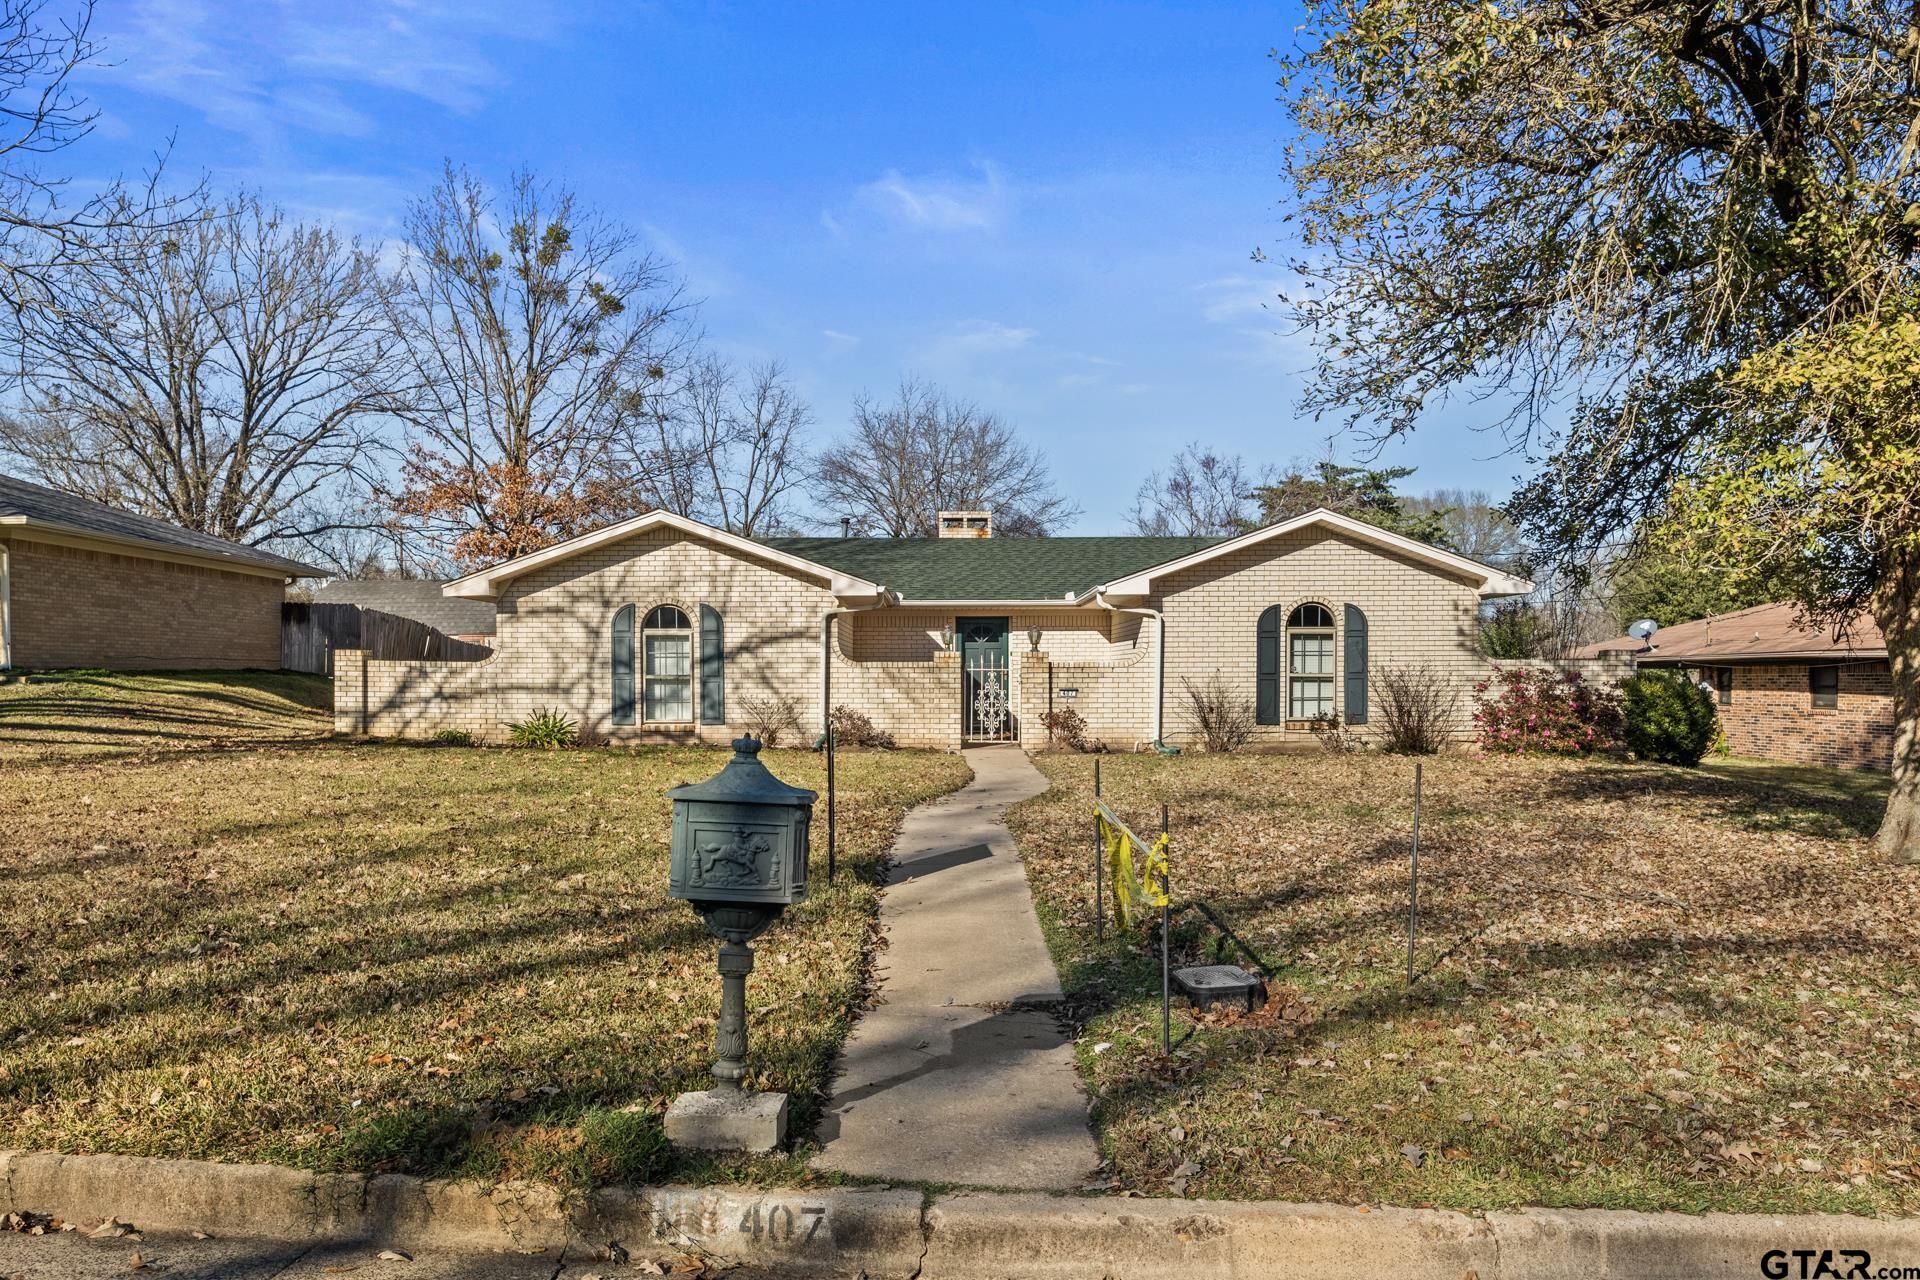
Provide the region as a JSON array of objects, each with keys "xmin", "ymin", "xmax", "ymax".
[
  {"xmin": 332, "ymin": 506, "xmax": 1562, "ymax": 750},
  {"xmin": 0, "ymin": 473, "xmax": 322, "ymax": 671},
  {"xmin": 1582, "ymin": 602, "xmax": 1893, "ymax": 771}
]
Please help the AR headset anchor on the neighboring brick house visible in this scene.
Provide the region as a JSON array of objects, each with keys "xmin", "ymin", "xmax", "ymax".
[
  {"xmin": 1587, "ymin": 602, "xmax": 1894, "ymax": 771},
  {"xmin": 336, "ymin": 506, "xmax": 1541, "ymax": 750},
  {"xmin": 0, "ymin": 473, "xmax": 323, "ymax": 671}
]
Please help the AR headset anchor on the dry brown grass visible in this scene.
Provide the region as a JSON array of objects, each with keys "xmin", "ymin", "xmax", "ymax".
[
  {"xmin": 1009, "ymin": 750, "xmax": 1920, "ymax": 1213},
  {"xmin": 0, "ymin": 672, "xmax": 970, "ymax": 1188}
]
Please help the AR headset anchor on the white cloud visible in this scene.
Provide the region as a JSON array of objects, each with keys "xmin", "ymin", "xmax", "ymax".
[
  {"xmin": 822, "ymin": 329, "xmax": 861, "ymax": 349},
  {"xmin": 852, "ymin": 162, "xmax": 1011, "ymax": 233},
  {"xmin": 96, "ymin": 0, "xmax": 553, "ymax": 145}
]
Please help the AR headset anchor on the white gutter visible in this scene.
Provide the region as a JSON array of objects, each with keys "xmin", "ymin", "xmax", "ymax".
[{"xmin": 1095, "ymin": 589, "xmax": 1167, "ymax": 748}]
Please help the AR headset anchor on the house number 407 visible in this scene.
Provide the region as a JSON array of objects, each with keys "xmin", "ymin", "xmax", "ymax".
[{"xmin": 736, "ymin": 1201, "xmax": 827, "ymax": 1244}]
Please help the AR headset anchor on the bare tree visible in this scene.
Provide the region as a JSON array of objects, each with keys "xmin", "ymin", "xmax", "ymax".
[
  {"xmin": 0, "ymin": 192, "xmax": 409, "ymax": 557},
  {"xmin": 1405, "ymin": 489, "xmax": 1526, "ymax": 566},
  {"xmin": 627, "ymin": 354, "xmax": 810, "ymax": 535},
  {"xmin": 1129, "ymin": 443, "xmax": 1264, "ymax": 535},
  {"xmin": 814, "ymin": 377, "xmax": 1078, "ymax": 536},
  {"xmin": 386, "ymin": 165, "xmax": 686, "ymax": 567},
  {"xmin": 0, "ymin": 1, "xmax": 196, "ymax": 321}
]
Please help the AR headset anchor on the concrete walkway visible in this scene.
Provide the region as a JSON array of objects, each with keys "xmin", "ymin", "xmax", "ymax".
[{"xmin": 811, "ymin": 747, "xmax": 1099, "ymax": 1191}]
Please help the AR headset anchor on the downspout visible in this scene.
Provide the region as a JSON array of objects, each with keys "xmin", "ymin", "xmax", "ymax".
[
  {"xmin": 1095, "ymin": 590, "xmax": 1172, "ymax": 752},
  {"xmin": 0, "ymin": 540, "xmax": 11, "ymax": 671},
  {"xmin": 821, "ymin": 591, "xmax": 891, "ymax": 884}
]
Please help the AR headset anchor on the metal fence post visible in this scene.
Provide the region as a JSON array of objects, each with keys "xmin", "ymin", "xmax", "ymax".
[
  {"xmin": 1093, "ymin": 757, "xmax": 1103, "ymax": 942},
  {"xmin": 1160, "ymin": 802, "xmax": 1171, "ymax": 1055},
  {"xmin": 1407, "ymin": 761, "xmax": 1422, "ymax": 984},
  {"xmin": 826, "ymin": 722, "xmax": 837, "ymax": 884}
]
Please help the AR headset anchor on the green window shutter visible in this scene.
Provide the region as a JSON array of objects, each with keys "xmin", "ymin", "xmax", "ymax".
[
  {"xmin": 1256, "ymin": 605, "xmax": 1281, "ymax": 725},
  {"xmin": 1343, "ymin": 604, "xmax": 1368, "ymax": 726},
  {"xmin": 612, "ymin": 605, "xmax": 636, "ymax": 726},
  {"xmin": 699, "ymin": 604, "xmax": 725, "ymax": 725}
]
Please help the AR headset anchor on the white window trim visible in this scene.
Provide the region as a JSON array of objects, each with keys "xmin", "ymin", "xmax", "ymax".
[
  {"xmin": 1286, "ymin": 604, "xmax": 1336, "ymax": 722},
  {"xmin": 642, "ymin": 606, "xmax": 695, "ymax": 725}
]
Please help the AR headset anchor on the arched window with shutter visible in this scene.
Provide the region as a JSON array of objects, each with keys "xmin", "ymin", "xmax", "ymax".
[
  {"xmin": 699, "ymin": 604, "xmax": 725, "ymax": 725},
  {"xmin": 611, "ymin": 604, "xmax": 636, "ymax": 726}
]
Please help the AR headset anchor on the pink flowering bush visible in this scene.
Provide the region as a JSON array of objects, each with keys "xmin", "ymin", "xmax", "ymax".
[{"xmin": 1472, "ymin": 666, "xmax": 1623, "ymax": 756}]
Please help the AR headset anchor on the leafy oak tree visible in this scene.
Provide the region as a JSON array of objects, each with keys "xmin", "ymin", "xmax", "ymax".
[{"xmin": 1280, "ymin": 0, "xmax": 1920, "ymax": 860}]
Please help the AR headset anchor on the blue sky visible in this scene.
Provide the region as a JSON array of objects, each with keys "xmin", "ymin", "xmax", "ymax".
[{"xmin": 77, "ymin": 0, "xmax": 1531, "ymax": 532}]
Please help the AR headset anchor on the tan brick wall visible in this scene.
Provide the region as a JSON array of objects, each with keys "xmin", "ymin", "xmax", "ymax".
[
  {"xmin": 1710, "ymin": 661, "xmax": 1894, "ymax": 771},
  {"xmin": 335, "ymin": 529, "xmax": 966, "ymax": 748},
  {"xmin": 1149, "ymin": 527, "xmax": 1487, "ymax": 747},
  {"xmin": 3, "ymin": 534, "xmax": 283, "ymax": 670}
]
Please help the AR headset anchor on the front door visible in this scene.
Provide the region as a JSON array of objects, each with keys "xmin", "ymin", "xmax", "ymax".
[{"xmin": 958, "ymin": 616, "xmax": 1012, "ymax": 742}]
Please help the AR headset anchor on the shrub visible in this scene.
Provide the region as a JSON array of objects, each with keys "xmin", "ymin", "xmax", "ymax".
[
  {"xmin": 1370, "ymin": 663, "xmax": 1463, "ymax": 754},
  {"xmin": 507, "ymin": 708, "xmax": 578, "ymax": 749},
  {"xmin": 1041, "ymin": 707, "xmax": 1105, "ymax": 752},
  {"xmin": 829, "ymin": 704, "xmax": 896, "ymax": 749},
  {"xmin": 1621, "ymin": 669, "xmax": 1719, "ymax": 765},
  {"xmin": 737, "ymin": 691, "xmax": 803, "ymax": 747},
  {"xmin": 1473, "ymin": 666, "xmax": 1622, "ymax": 755},
  {"xmin": 1308, "ymin": 711, "xmax": 1364, "ymax": 753},
  {"xmin": 1177, "ymin": 673, "xmax": 1256, "ymax": 753},
  {"xmin": 429, "ymin": 728, "xmax": 477, "ymax": 747}
]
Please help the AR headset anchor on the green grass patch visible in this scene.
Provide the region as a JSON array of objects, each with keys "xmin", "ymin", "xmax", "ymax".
[
  {"xmin": 1009, "ymin": 751, "xmax": 1920, "ymax": 1215},
  {"xmin": 0, "ymin": 673, "xmax": 970, "ymax": 1190}
]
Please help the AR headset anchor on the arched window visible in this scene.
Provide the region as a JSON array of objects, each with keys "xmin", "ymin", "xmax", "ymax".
[
  {"xmin": 642, "ymin": 605, "xmax": 693, "ymax": 723},
  {"xmin": 1286, "ymin": 603, "xmax": 1336, "ymax": 721}
]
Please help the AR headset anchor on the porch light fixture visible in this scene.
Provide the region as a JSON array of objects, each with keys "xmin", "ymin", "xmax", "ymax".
[
  {"xmin": 1027, "ymin": 626, "xmax": 1042, "ymax": 651},
  {"xmin": 941, "ymin": 622, "xmax": 956, "ymax": 651}
]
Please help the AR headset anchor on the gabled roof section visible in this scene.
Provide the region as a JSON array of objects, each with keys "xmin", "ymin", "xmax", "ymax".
[
  {"xmin": 1616, "ymin": 601, "xmax": 1886, "ymax": 664},
  {"xmin": 1095, "ymin": 508, "xmax": 1534, "ymax": 600},
  {"xmin": 314, "ymin": 579, "xmax": 499, "ymax": 636},
  {"xmin": 760, "ymin": 535, "xmax": 1224, "ymax": 602},
  {"xmin": 0, "ymin": 471, "xmax": 323, "ymax": 577},
  {"xmin": 442, "ymin": 510, "xmax": 889, "ymax": 602}
]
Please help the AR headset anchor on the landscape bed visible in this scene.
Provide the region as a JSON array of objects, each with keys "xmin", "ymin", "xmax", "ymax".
[
  {"xmin": 0, "ymin": 672, "xmax": 970, "ymax": 1189},
  {"xmin": 1007, "ymin": 749, "xmax": 1920, "ymax": 1215}
]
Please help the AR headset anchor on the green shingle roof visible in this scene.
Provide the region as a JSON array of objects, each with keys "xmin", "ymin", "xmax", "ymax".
[{"xmin": 758, "ymin": 535, "xmax": 1225, "ymax": 602}]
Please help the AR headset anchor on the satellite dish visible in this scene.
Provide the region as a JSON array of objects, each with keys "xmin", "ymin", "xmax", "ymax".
[{"xmin": 1627, "ymin": 618, "xmax": 1659, "ymax": 641}]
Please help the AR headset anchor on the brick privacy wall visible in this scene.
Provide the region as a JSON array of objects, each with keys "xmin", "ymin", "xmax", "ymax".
[
  {"xmin": 1717, "ymin": 661, "xmax": 1894, "ymax": 771},
  {"xmin": 4, "ymin": 534, "xmax": 282, "ymax": 670}
]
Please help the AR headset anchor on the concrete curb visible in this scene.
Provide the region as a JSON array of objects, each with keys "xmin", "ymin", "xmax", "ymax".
[{"xmin": 6, "ymin": 1150, "xmax": 1920, "ymax": 1278}]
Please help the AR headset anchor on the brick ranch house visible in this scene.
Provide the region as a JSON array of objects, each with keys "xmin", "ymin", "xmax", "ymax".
[
  {"xmin": 0, "ymin": 473, "xmax": 322, "ymax": 671},
  {"xmin": 1583, "ymin": 602, "xmax": 1894, "ymax": 771},
  {"xmin": 333, "ymin": 506, "xmax": 1541, "ymax": 751}
]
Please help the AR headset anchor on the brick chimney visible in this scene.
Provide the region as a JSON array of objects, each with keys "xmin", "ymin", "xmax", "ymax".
[{"xmin": 936, "ymin": 510, "xmax": 992, "ymax": 539}]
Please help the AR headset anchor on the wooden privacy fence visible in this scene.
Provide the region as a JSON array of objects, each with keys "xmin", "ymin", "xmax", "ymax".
[{"xmin": 281, "ymin": 603, "xmax": 491, "ymax": 675}]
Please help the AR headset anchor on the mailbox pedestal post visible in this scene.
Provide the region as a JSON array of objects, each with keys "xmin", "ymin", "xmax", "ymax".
[{"xmin": 663, "ymin": 737, "xmax": 815, "ymax": 1154}]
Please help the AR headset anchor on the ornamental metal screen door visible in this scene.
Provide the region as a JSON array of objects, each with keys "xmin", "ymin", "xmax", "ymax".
[{"xmin": 957, "ymin": 616, "xmax": 1013, "ymax": 743}]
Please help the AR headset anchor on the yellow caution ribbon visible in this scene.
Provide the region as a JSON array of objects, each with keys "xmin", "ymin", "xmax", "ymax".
[{"xmin": 1096, "ymin": 805, "xmax": 1170, "ymax": 928}]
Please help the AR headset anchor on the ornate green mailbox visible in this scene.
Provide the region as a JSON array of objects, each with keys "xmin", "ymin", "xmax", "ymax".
[
  {"xmin": 664, "ymin": 736, "xmax": 815, "ymax": 1151},
  {"xmin": 667, "ymin": 735, "xmax": 813, "ymax": 908}
]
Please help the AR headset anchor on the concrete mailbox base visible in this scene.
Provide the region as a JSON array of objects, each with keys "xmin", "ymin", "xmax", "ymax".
[{"xmin": 665, "ymin": 1088, "xmax": 788, "ymax": 1153}]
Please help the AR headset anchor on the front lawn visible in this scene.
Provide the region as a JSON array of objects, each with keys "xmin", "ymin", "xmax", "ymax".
[
  {"xmin": 1008, "ymin": 751, "xmax": 1920, "ymax": 1215},
  {"xmin": 0, "ymin": 672, "xmax": 970, "ymax": 1188}
]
